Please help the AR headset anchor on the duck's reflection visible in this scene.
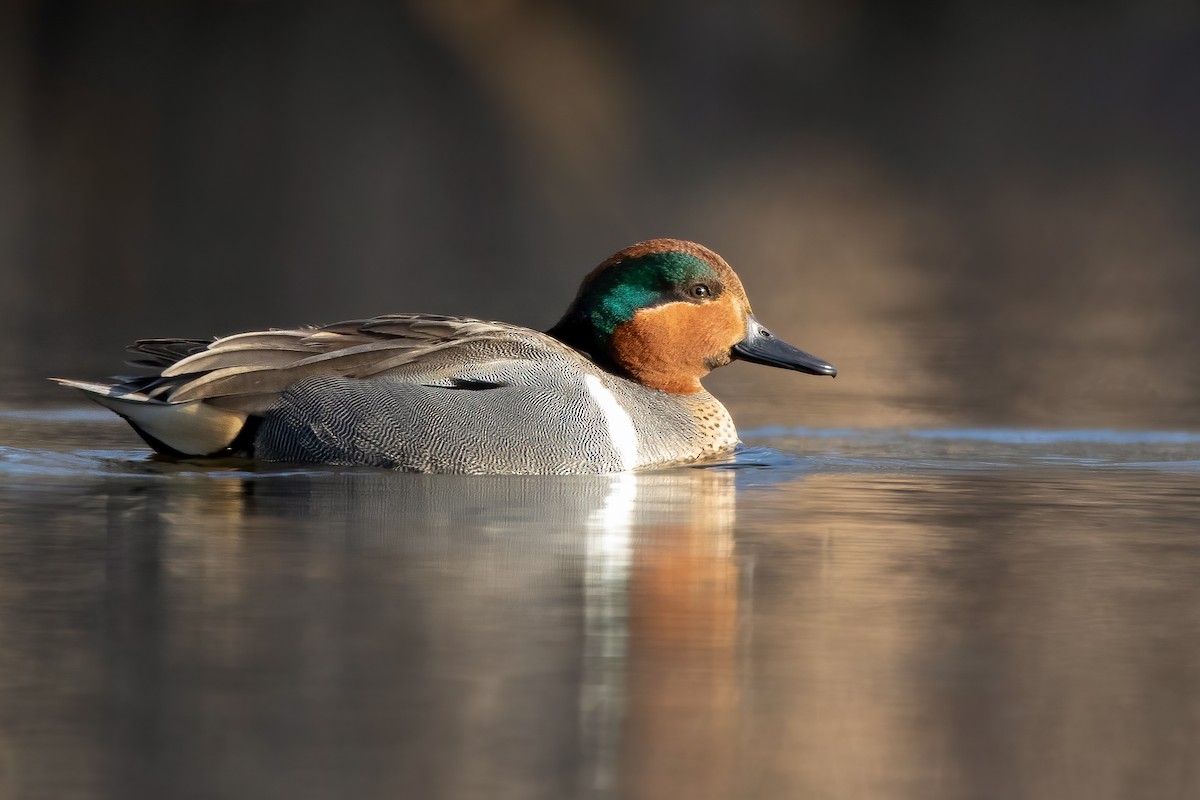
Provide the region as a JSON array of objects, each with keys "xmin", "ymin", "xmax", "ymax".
[
  {"xmin": 579, "ymin": 470, "xmax": 741, "ymax": 798},
  {"xmin": 620, "ymin": 471, "xmax": 742, "ymax": 800},
  {"xmin": 104, "ymin": 466, "xmax": 745, "ymax": 799}
]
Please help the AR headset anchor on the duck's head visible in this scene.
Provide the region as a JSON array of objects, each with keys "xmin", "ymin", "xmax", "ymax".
[{"xmin": 547, "ymin": 238, "xmax": 836, "ymax": 394}]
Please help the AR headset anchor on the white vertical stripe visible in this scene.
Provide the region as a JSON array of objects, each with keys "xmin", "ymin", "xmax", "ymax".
[
  {"xmin": 581, "ymin": 472, "xmax": 637, "ymax": 791},
  {"xmin": 584, "ymin": 374, "xmax": 639, "ymax": 471}
]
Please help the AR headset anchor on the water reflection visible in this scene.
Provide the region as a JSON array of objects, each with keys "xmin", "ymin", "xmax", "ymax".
[
  {"xmin": 1, "ymin": 432, "xmax": 1199, "ymax": 799},
  {"xmin": 0, "ymin": 463, "xmax": 750, "ymax": 799}
]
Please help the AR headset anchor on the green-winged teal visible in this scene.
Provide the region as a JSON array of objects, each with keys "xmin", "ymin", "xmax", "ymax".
[{"xmin": 54, "ymin": 239, "xmax": 836, "ymax": 473}]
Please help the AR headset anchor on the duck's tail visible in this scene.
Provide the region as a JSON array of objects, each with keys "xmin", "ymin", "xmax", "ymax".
[{"xmin": 50, "ymin": 378, "xmax": 250, "ymax": 458}]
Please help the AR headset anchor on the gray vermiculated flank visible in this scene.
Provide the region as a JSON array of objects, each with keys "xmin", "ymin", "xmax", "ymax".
[
  {"xmin": 256, "ymin": 375, "xmax": 621, "ymax": 473},
  {"xmin": 251, "ymin": 335, "xmax": 609, "ymax": 472}
]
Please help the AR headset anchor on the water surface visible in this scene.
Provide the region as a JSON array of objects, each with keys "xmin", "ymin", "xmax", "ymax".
[{"xmin": 1, "ymin": 409, "xmax": 1198, "ymax": 799}]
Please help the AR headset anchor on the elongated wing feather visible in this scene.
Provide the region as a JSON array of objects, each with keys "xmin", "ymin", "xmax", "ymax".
[
  {"xmin": 161, "ymin": 330, "xmax": 316, "ymax": 376},
  {"xmin": 125, "ymin": 338, "xmax": 213, "ymax": 369},
  {"xmin": 112, "ymin": 315, "xmax": 579, "ymax": 414}
]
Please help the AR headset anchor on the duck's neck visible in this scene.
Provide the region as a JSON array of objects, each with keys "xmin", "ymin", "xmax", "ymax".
[
  {"xmin": 546, "ymin": 313, "xmax": 615, "ymax": 371},
  {"xmin": 547, "ymin": 313, "xmax": 707, "ymax": 395}
]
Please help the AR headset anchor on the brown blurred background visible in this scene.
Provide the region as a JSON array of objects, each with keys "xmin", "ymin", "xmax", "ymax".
[{"xmin": 1, "ymin": 0, "xmax": 1197, "ymax": 428}]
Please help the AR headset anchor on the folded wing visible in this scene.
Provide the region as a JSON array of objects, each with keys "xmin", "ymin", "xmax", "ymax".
[{"xmin": 55, "ymin": 315, "xmax": 577, "ymax": 458}]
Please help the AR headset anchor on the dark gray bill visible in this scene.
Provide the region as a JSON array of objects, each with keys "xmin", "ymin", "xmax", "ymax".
[{"xmin": 732, "ymin": 317, "xmax": 837, "ymax": 377}]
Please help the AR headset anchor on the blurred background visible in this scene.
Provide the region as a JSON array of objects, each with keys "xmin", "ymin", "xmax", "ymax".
[{"xmin": 1, "ymin": 0, "xmax": 1198, "ymax": 428}]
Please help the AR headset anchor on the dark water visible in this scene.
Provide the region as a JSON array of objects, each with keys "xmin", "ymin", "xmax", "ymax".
[{"xmin": 1, "ymin": 409, "xmax": 1198, "ymax": 799}]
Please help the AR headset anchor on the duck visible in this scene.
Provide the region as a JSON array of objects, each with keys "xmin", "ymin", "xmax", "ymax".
[{"xmin": 53, "ymin": 238, "xmax": 836, "ymax": 474}]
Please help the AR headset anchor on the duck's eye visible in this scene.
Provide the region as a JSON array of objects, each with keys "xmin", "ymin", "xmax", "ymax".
[{"xmin": 690, "ymin": 284, "xmax": 712, "ymax": 299}]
